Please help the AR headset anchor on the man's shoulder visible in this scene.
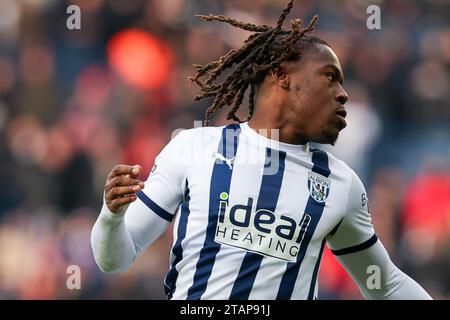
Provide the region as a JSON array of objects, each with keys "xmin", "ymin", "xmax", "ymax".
[
  {"xmin": 315, "ymin": 149, "xmax": 367, "ymax": 213},
  {"xmin": 312, "ymin": 147, "xmax": 359, "ymax": 181},
  {"xmin": 168, "ymin": 125, "xmax": 230, "ymax": 153},
  {"xmin": 175, "ymin": 124, "xmax": 236, "ymax": 142}
]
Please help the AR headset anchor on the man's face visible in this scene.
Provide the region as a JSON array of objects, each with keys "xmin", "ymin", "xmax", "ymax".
[{"xmin": 284, "ymin": 44, "xmax": 348, "ymax": 145}]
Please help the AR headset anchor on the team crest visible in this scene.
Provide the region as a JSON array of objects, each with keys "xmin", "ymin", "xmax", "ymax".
[{"xmin": 308, "ymin": 172, "xmax": 331, "ymax": 203}]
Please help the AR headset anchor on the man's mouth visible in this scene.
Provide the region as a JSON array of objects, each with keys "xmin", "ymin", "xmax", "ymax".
[
  {"xmin": 335, "ymin": 109, "xmax": 347, "ymax": 128},
  {"xmin": 336, "ymin": 109, "xmax": 347, "ymax": 118}
]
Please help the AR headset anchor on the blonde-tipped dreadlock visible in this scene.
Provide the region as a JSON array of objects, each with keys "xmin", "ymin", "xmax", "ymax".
[{"xmin": 189, "ymin": 0, "xmax": 327, "ymax": 126}]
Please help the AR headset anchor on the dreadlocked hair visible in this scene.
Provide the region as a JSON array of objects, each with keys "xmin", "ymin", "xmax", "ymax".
[{"xmin": 189, "ymin": 0, "xmax": 329, "ymax": 126}]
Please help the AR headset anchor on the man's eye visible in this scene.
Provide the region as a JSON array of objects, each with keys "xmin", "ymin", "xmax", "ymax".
[{"xmin": 326, "ymin": 73, "xmax": 336, "ymax": 81}]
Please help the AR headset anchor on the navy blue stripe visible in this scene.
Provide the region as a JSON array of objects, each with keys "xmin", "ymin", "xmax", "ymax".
[
  {"xmin": 276, "ymin": 149, "xmax": 330, "ymax": 300},
  {"xmin": 187, "ymin": 124, "xmax": 241, "ymax": 299},
  {"xmin": 307, "ymin": 238, "xmax": 326, "ymax": 300},
  {"xmin": 164, "ymin": 180, "xmax": 191, "ymax": 300},
  {"xmin": 331, "ymin": 234, "xmax": 378, "ymax": 256},
  {"xmin": 229, "ymin": 148, "xmax": 287, "ymax": 300},
  {"xmin": 137, "ymin": 191, "xmax": 174, "ymax": 222}
]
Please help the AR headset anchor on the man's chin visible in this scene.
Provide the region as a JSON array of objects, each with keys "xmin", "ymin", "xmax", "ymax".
[
  {"xmin": 324, "ymin": 131, "xmax": 339, "ymax": 146},
  {"xmin": 310, "ymin": 130, "xmax": 339, "ymax": 146}
]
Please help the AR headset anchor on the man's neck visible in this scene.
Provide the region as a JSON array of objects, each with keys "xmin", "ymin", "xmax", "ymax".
[
  {"xmin": 248, "ymin": 89, "xmax": 309, "ymax": 145},
  {"xmin": 247, "ymin": 117, "xmax": 308, "ymax": 145}
]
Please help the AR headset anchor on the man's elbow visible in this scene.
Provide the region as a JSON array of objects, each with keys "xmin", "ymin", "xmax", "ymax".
[
  {"xmin": 96, "ymin": 261, "xmax": 122, "ymax": 274},
  {"xmin": 91, "ymin": 244, "xmax": 133, "ymax": 274},
  {"xmin": 93, "ymin": 255, "xmax": 129, "ymax": 274},
  {"xmin": 371, "ymin": 267, "xmax": 433, "ymax": 300}
]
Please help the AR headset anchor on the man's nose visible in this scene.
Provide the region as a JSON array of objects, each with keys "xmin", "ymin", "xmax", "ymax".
[{"xmin": 336, "ymin": 86, "xmax": 348, "ymax": 105}]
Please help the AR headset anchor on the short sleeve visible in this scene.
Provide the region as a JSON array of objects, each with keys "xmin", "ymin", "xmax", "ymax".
[
  {"xmin": 136, "ymin": 130, "xmax": 189, "ymax": 222},
  {"xmin": 327, "ymin": 171, "xmax": 377, "ymax": 255}
]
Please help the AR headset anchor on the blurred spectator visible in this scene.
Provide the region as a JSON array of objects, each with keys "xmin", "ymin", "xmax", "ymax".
[{"xmin": 0, "ymin": 0, "xmax": 448, "ymax": 299}]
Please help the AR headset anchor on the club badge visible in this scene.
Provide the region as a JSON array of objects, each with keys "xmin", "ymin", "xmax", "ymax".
[{"xmin": 308, "ymin": 172, "xmax": 331, "ymax": 203}]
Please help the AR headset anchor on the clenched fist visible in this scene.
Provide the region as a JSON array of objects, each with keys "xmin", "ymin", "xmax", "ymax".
[{"xmin": 104, "ymin": 164, "xmax": 145, "ymax": 214}]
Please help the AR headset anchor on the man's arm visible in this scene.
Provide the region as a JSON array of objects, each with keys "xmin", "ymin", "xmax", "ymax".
[
  {"xmin": 91, "ymin": 186, "xmax": 172, "ymax": 273},
  {"xmin": 332, "ymin": 237, "xmax": 432, "ymax": 299},
  {"xmin": 91, "ymin": 131, "xmax": 188, "ymax": 273},
  {"xmin": 327, "ymin": 170, "xmax": 432, "ymax": 299}
]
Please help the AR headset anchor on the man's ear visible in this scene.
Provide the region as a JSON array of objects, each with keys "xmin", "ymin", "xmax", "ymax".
[{"xmin": 271, "ymin": 66, "xmax": 290, "ymax": 89}]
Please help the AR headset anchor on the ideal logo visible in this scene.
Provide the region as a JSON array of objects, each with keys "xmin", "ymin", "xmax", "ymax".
[{"xmin": 215, "ymin": 192, "xmax": 311, "ymax": 262}]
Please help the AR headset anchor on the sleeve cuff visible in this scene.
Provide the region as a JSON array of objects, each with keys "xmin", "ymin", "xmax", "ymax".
[
  {"xmin": 136, "ymin": 191, "xmax": 174, "ymax": 222},
  {"xmin": 99, "ymin": 194, "xmax": 127, "ymax": 223},
  {"xmin": 331, "ymin": 234, "xmax": 378, "ymax": 256}
]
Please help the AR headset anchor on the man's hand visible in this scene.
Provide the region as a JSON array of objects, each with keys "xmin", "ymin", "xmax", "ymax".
[{"xmin": 104, "ymin": 164, "xmax": 145, "ymax": 214}]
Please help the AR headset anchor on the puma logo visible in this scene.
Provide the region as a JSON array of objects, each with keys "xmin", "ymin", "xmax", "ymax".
[{"xmin": 212, "ymin": 152, "xmax": 237, "ymax": 170}]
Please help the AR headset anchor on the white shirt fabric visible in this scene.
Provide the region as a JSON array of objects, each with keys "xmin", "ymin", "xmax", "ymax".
[{"xmin": 91, "ymin": 122, "xmax": 431, "ymax": 300}]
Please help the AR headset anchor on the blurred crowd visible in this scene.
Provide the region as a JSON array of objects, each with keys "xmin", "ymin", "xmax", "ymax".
[{"xmin": 0, "ymin": 0, "xmax": 449, "ymax": 299}]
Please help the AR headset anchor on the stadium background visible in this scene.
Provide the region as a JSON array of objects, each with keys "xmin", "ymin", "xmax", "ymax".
[{"xmin": 0, "ymin": 0, "xmax": 448, "ymax": 299}]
